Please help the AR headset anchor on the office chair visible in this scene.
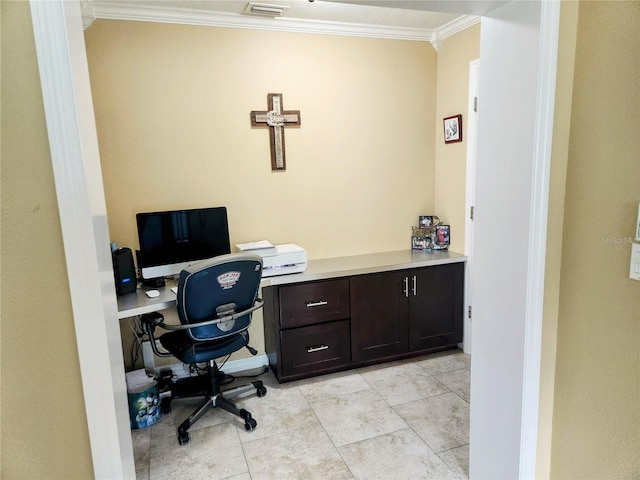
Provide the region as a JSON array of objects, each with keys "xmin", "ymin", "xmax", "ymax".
[{"xmin": 140, "ymin": 253, "xmax": 267, "ymax": 445}]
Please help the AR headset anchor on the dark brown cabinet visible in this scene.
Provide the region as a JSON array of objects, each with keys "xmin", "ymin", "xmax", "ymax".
[
  {"xmin": 350, "ymin": 271, "xmax": 408, "ymax": 362},
  {"xmin": 408, "ymin": 264, "xmax": 464, "ymax": 351},
  {"xmin": 263, "ymin": 261, "xmax": 464, "ymax": 382},
  {"xmin": 263, "ymin": 279, "xmax": 351, "ymax": 382},
  {"xmin": 350, "ymin": 263, "xmax": 464, "ymax": 363}
]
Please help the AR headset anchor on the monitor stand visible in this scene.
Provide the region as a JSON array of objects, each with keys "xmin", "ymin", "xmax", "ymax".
[{"xmin": 141, "ymin": 277, "xmax": 165, "ymax": 288}]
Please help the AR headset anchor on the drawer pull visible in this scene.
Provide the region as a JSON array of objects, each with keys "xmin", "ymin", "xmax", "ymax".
[
  {"xmin": 306, "ymin": 301, "xmax": 328, "ymax": 308},
  {"xmin": 307, "ymin": 344, "xmax": 329, "ymax": 353}
]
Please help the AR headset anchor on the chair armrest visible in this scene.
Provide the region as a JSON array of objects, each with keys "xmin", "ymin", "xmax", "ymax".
[
  {"xmin": 141, "ymin": 311, "xmax": 164, "ymax": 328},
  {"xmin": 140, "ymin": 311, "xmax": 174, "ymax": 357}
]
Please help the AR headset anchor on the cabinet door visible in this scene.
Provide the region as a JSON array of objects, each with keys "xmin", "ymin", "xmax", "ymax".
[
  {"xmin": 350, "ymin": 271, "xmax": 408, "ymax": 362},
  {"xmin": 408, "ymin": 263, "xmax": 464, "ymax": 351}
]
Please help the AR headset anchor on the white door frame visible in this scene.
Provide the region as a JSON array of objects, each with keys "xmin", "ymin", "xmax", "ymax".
[
  {"xmin": 30, "ymin": 1, "xmax": 560, "ymax": 478},
  {"xmin": 463, "ymin": 58, "xmax": 479, "ymax": 356},
  {"xmin": 29, "ymin": 2, "xmax": 135, "ymax": 478}
]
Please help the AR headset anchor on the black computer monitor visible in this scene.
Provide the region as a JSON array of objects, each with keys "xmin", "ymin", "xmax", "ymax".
[{"xmin": 135, "ymin": 206, "xmax": 230, "ymax": 280}]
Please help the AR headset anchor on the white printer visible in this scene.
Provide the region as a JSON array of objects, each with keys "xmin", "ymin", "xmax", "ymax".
[
  {"xmin": 259, "ymin": 244, "xmax": 307, "ymax": 277},
  {"xmin": 236, "ymin": 242, "xmax": 307, "ymax": 277}
]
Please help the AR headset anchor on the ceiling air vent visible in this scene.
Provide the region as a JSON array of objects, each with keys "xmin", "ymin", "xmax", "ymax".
[{"xmin": 245, "ymin": 2, "xmax": 290, "ymax": 17}]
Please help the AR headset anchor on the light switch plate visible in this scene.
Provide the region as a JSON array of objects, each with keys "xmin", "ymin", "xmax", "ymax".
[
  {"xmin": 630, "ymin": 243, "xmax": 640, "ymax": 281},
  {"xmin": 636, "ymin": 203, "xmax": 640, "ymax": 242}
]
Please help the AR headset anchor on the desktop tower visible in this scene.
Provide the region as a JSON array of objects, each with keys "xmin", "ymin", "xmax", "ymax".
[{"xmin": 112, "ymin": 247, "xmax": 137, "ymax": 295}]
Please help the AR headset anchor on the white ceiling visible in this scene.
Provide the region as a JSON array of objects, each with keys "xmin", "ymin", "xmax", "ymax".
[{"xmin": 82, "ymin": 0, "xmax": 503, "ymax": 43}]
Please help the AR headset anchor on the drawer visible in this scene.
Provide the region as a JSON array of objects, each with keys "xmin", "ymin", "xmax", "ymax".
[
  {"xmin": 281, "ymin": 320, "xmax": 351, "ymax": 377},
  {"xmin": 279, "ymin": 279, "xmax": 349, "ymax": 329}
]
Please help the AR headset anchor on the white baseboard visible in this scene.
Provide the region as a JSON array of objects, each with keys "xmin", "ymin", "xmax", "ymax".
[
  {"xmin": 141, "ymin": 340, "xmax": 269, "ymax": 379},
  {"xmin": 165, "ymin": 354, "xmax": 269, "ymax": 379}
]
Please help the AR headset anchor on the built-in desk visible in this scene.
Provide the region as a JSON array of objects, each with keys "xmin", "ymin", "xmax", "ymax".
[
  {"xmin": 116, "ymin": 280, "xmax": 178, "ymax": 319},
  {"xmin": 116, "ymin": 250, "xmax": 466, "ymax": 382},
  {"xmin": 117, "ymin": 249, "xmax": 466, "ymax": 319},
  {"xmin": 261, "ymin": 249, "xmax": 467, "ymax": 382}
]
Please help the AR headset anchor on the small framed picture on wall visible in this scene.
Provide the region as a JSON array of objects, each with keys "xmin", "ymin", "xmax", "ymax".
[{"xmin": 443, "ymin": 114, "xmax": 462, "ymax": 144}]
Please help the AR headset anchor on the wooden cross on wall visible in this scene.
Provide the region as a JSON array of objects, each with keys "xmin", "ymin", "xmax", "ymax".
[{"xmin": 250, "ymin": 93, "xmax": 301, "ymax": 171}]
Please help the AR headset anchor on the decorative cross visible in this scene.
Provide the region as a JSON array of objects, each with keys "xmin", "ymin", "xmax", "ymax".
[{"xmin": 250, "ymin": 93, "xmax": 301, "ymax": 171}]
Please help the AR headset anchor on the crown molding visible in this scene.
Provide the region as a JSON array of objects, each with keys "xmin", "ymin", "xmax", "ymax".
[
  {"xmin": 438, "ymin": 14, "xmax": 481, "ymax": 39},
  {"xmin": 82, "ymin": 1, "xmax": 479, "ymax": 43}
]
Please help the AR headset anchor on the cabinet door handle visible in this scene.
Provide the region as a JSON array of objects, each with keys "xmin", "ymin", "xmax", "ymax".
[
  {"xmin": 412, "ymin": 275, "xmax": 417, "ymax": 296},
  {"xmin": 306, "ymin": 301, "xmax": 328, "ymax": 307},
  {"xmin": 307, "ymin": 344, "xmax": 329, "ymax": 353},
  {"xmin": 403, "ymin": 276, "xmax": 409, "ymax": 298}
]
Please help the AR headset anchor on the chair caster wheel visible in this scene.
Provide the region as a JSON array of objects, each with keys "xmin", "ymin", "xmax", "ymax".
[
  {"xmin": 178, "ymin": 432, "xmax": 190, "ymax": 445},
  {"xmin": 245, "ymin": 418, "xmax": 257, "ymax": 431},
  {"xmin": 257, "ymin": 386, "xmax": 267, "ymax": 397}
]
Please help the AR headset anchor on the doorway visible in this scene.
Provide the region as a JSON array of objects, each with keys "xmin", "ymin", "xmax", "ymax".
[{"xmin": 31, "ymin": 1, "xmax": 560, "ymax": 477}]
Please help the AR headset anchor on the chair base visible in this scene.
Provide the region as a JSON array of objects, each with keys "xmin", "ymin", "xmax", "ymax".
[{"xmin": 160, "ymin": 361, "xmax": 267, "ymax": 445}]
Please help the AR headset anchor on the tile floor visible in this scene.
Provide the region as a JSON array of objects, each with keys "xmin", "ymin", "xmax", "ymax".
[{"xmin": 132, "ymin": 349, "xmax": 471, "ymax": 480}]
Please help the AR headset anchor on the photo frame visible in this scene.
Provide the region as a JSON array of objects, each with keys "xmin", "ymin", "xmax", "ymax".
[
  {"xmin": 419, "ymin": 216, "xmax": 434, "ymax": 228},
  {"xmin": 418, "ymin": 215, "xmax": 440, "ymax": 228},
  {"xmin": 443, "ymin": 114, "xmax": 462, "ymax": 144},
  {"xmin": 434, "ymin": 225, "xmax": 450, "ymax": 249}
]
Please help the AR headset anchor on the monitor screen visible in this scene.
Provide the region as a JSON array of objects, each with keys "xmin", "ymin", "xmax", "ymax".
[{"xmin": 136, "ymin": 206, "xmax": 230, "ymax": 279}]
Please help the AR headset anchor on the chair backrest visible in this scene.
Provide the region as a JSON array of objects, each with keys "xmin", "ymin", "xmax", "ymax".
[{"xmin": 176, "ymin": 253, "xmax": 263, "ymax": 341}]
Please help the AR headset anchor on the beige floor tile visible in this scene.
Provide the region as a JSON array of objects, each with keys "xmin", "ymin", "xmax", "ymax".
[
  {"xmin": 131, "ymin": 428, "xmax": 151, "ymax": 479},
  {"xmin": 308, "ymin": 388, "xmax": 408, "ymax": 447},
  {"xmin": 394, "ymin": 392, "xmax": 469, "ymax": 453},
  {"xmin": 224, "ymin": 473, "xmax": 252, "ymax": 480},
  {"xmin": 434, "ymin": 369, "xmax": 470, "ymax": 403},
  {"xmin": 338, "ymin": 428, "xmax": 459, "ymax": 480},
  {"xmin": 437, "ymin": 444, "xmax": 470, "ymax": 479},
  {"xmin": 417, "ymin": 352, "xmax": 471, "ymax": 375},
  {"xmin": 236, "ymin": 381, "xmax": 319, "ymax": 443},
  {"xmin": 142, "ymin": 357, "xmax": 472, "ymax": 479},
  {"xmin": 361, "ymin": 362, "xmax": 451, "ymax": 406},
  {"xmin": 242, "ymin": 423, "xmax": 353, "ymax": 480},
  {"xmin": 297, "ymin": 371, "xmax": 372, "ymax": 402},
  {"xmin": 149, "ymin": 421, "xmax": 248, "ymax": 480}
]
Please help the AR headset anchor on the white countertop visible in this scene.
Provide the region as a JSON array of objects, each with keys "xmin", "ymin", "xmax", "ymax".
[
  {"xmin": 117, "ymin": 249, "xmax": 466, "ymax": 318},
  {"xmin": 260, "ymin": 249, "xmax": 467, "ymax": 287}
]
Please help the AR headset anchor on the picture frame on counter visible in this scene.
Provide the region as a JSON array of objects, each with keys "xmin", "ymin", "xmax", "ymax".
[
  {"xmin": 419, "ymin": 215, "xmax": 438, "ymax": 228},
  {"xmin": 434, "ymin": 225, "xmax": 450, "ymax": 249}
]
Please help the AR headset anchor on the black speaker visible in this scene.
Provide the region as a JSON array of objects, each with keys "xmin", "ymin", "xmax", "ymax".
[{"xmin": 112, "ymin": 247, "xmax": 137, "ymax": 296}]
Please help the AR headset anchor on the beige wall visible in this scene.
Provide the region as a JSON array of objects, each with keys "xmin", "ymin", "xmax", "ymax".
[
  {"xmin": 0, "ymin": 2, "xmax": 94, "ymax": 478},
  {"xmin": 549, "ymin": 1, "xmax": 640, "ymax": 477},
  {"xmin": 84, "ymin": 21, "xmax": 438, "ymax": 261},
  {"xmin": 435, "ymin": 24, "xmax": 481, "ymax": 254},
  {"xmin": 85, "ymin": 20, "xmax": 444, "ymax": 370}
]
